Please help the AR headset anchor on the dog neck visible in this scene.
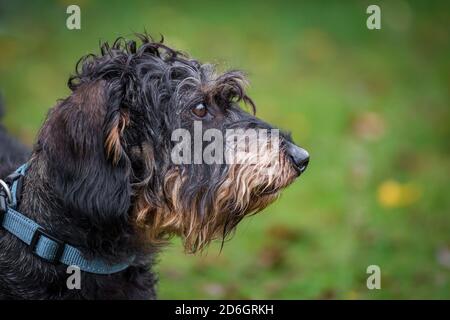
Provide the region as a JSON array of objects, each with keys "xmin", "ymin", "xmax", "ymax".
[{"xmin": 17, "ymin": 154, "xmax": 148, "ymax": 264}]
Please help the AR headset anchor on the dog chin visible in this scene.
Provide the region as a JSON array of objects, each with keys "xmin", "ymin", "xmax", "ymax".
[{"xmin": 256, "ymin": 170, "xmax": 299, "ymax": 197}]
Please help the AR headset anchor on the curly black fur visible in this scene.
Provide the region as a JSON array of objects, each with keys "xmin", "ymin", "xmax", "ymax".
[
  {"xmin": 0, "ymin": 88, "xmax": 157, "ymax": 300},
  {"xmin": 0, "ymin": 34, "xmax": 308, "ymax": 299}
]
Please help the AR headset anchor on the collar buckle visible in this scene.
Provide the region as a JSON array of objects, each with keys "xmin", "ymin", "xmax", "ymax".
[
  {"xmin": 5, "ymin": 172, "xmax": 24, "ymax": 208},
  {"xmin": 0, "ymin": 179, "xmax": 13, "ymax": 205},
  {"xmin": 0, "ymin": 179, "xmax": 12, "ymax": 225}
]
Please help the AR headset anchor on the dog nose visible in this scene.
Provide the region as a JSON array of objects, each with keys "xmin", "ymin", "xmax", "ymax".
[{"xmin": 286, "ymin": 142, "xmax": 309, "ymax": 175}]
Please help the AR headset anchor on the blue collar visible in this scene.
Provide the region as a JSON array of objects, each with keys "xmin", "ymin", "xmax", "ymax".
[{"xmin": 0, "ymin": 164, "xmax": 132, "ymax": 274}]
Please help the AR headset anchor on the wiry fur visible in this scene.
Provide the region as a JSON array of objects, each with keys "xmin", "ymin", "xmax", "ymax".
[{"xmin": 0, "ymin": 34, "xmax": 307, "ymax": 299}]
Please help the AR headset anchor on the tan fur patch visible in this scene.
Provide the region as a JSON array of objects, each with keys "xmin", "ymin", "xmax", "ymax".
[
  {"xmin": 105, "ymin": 111, "xmax": 129, "ymax": 164},
  {"xmin": 133, "ymin": 133, "xmax": 297, "ymax": 253}
]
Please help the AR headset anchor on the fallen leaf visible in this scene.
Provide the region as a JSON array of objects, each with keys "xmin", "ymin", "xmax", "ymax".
[
  {"xmin": 266, "ymin": 224, "xmax": 303, "ymax": 243},
  {"xmin": 258, "ymin": 245, "xmax": 286, "ymax": 270},
  {"xmin": 377, "ymin": 180, "xmax": 421, "ymax": 208}
]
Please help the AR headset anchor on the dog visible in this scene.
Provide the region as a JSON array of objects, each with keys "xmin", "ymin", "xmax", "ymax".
[{"xmin": 0, "ymin": 34, "xmax": 309, "ymax": 299}]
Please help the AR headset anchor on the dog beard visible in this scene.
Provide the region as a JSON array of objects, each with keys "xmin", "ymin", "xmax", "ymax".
[{"xmin": 133, "ymin": 134, "xmax": 298, "ymax": 253}]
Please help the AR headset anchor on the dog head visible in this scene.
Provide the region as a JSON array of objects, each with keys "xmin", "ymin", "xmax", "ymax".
[{"xmin": 39, "ymin": 34, "xmax": 309, "ymax": 253}]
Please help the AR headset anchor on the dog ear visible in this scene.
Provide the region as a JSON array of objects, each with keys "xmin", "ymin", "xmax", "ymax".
[{"xmin": 40, "ymin": 80, "xmax": 132, "ymax": 224}]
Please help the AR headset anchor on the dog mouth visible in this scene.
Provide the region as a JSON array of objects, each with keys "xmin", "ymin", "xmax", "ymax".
[
  {"xmin": 258, "ymin": 187, "xmax": 281, "ymax": 196},
  {"xmin": 254, "ymin": 175, "xmax": 297, "ymax": 196}
]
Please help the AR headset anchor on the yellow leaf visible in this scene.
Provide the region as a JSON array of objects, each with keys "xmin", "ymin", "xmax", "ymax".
[{"xmin": 377, "ymin": 180, "xmax": 421, "ymax": 208}]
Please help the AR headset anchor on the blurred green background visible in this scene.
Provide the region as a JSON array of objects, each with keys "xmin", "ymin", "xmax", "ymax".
[{"xmin": 0, "ymin": 0, "xmax": 449, "ymax": 299}]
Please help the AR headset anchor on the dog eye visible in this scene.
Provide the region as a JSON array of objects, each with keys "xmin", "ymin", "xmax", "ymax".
[{"xmin": 191, "ymin": 103, "xmax": 208, "ymax": 118}]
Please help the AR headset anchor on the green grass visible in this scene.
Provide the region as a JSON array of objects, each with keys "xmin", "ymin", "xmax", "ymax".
[{"xmin": 0, "ymin": 0, "xmax": 449, "ymax": 299}]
